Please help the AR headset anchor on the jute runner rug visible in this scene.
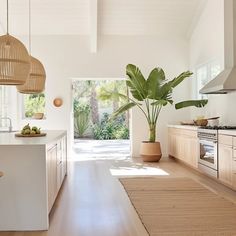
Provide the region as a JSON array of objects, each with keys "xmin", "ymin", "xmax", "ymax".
[{"xmin": 119, "ymin": 177, "xmax": 236, "ymax": 236}]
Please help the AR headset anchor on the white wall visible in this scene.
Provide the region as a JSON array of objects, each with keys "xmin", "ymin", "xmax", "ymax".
[
  {"xmin": 14, "ymin": 35, "xmax": 190, "ymax": 157},
  {"xmin": 189, "ymin": 0, "xmax": 236, "ymax": 124}
]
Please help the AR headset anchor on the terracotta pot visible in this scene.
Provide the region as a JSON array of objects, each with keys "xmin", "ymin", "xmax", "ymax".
[{"xmin": 140, "ymin": 141, "xmax": 162, "ymax": 162}]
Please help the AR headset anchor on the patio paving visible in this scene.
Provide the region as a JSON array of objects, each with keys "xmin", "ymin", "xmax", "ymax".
[{"xmin": 73, "ymin": 139, "xmax": 130, "ymax": 160}]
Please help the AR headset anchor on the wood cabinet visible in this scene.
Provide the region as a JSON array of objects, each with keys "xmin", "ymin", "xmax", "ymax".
[
  {"xmin": 168, "ymin": 128, "xmax": 198, "ymax": 168},
  {"xmin": 47, "ymin": 144, "xmax": 58, "ymax": 212},
  {"xmin": 218, "ymin": 134, "xmax": 236, "ymax": 190},
  {"xmin": 47, "ymin": 135, "xmax": 67, "ymax": 213},
  {"xmin": 218, "ymin": 143, "xmax": 233, "ymax": 186}
]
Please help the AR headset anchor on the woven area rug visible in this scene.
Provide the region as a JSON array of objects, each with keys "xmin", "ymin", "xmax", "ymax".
[{"xmin": 119, "ymin": 177, "xmax": 236, "ymax": 236}]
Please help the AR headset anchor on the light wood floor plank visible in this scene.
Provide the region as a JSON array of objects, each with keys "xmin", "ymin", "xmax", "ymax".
[{"xmin": 1, "ymin": 157, "xmax": 236, "ymax": 235}]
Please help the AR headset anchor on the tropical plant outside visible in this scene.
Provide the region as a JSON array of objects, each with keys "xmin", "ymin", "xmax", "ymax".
[
  {"xmin": 111, "ymin": 64, "xmax": 208, "ymax": 142},
  {"xmin": 73, "ymin": 80, "xmax": 129, "ymax": 140},
  {"xmin": 74, "ymin": 101, "xmax": 91, "ymax": 137},
  {"xmin": 24, "ymin": 93, "xmax": 45, "ymax": 118},
  {"xmin": 93, "ymin": 112, "xmax": 129, "ymax": 140}
]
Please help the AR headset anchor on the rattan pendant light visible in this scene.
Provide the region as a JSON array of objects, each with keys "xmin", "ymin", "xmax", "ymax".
[
  {"xmin": 0, "ymin": 0, "xmax": 30, "ymax": 85},
  {"xmin": 17, "ymin": 0, "xmax": 46, "ymax": 94}
]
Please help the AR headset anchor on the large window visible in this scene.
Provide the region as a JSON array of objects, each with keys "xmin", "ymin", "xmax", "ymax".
[
  {"xmin": 23, "ymin": 93, "xmax": 46, "ymax": 119},
  {"xmin": 196, "ymin": 61, "xmax": 221, "ymax": 99},
  {"xmin": 0, "ymin": 86, "xmax": 9, "ymax": 127}
]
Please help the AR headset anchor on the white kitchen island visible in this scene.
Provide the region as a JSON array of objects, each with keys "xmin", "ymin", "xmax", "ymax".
[{"xmin": 0, "ymin": 130, "xmax": 67, "ymax": 231}]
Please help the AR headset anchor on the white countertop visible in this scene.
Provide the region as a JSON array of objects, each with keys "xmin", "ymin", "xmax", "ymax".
[
  {"xmin": 0, "ymin": 130, "xmax": 67, "ymax": 145},
  {"xmin": 218, "ymin": 130, "xmax": 236, "ymax": 136},
  {"xmin": 168, "ymin": 125, "xmax": 236, "ymax": 136},
  {"xmin": 167, "ymin": 124, "xmax": 198, "ymax": 131}
]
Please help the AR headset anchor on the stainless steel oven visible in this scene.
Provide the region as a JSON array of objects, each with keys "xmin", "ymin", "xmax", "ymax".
[{"xmin": 198, "ymin": 129, "xmax": 218, "ymax": 178}]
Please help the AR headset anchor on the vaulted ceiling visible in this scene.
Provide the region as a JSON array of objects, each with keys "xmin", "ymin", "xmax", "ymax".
[{"xmin": 0, "ymin": 0, "xmax": 206, "ymax": 37}]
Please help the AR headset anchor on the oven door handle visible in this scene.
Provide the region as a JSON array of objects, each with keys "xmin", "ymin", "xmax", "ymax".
[{"xmin": 199, "ymin": 140, "xmax": 217, "ymax": 145}]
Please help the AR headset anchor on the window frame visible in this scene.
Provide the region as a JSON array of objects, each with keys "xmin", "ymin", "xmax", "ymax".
[{"xmin": 195, "ymin": 60, "xmax": 222, "ymax": 99}]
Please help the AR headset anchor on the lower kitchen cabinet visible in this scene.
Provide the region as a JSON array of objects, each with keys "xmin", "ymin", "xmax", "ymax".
[
  {"xmin": 47, "ymin": 144, "xmax": 58, "ymax": 212},
  {"xmin": 168, "ymin": 127, "xmax": 198, "ymax": 168},
  {"xmin": 47, "ymin": 135, "xmax": 67, "ymax": 213},
  {"xmin": 218, "ymin": 143, "xmax": 233, "ymax": 187},
  {"xmin": 218, "ymin": 134, "xmax": 236, "ymax": 190}
]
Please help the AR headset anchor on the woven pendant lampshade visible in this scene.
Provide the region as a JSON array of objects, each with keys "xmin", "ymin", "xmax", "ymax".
[
  {"xmin": 17, "ymin": 56, "xmax": 46, "ymax": 94},
  {"xmin": 0, "ymin": 34, "xmax": 30, "ymax": 85},
  {"xmin": 17, "ymin": 0, "xmax": 46, "ymax": 94}
]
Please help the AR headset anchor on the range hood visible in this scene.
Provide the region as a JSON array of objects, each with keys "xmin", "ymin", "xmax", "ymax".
[{"xmin": 200, "ymin": 0, "xmax": 236, "ymax": 94}]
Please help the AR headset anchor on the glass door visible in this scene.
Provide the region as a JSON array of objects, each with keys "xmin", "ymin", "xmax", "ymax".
[{"xmin": 199, "ymin": 140, "xmax": 217, "ymax": 170}]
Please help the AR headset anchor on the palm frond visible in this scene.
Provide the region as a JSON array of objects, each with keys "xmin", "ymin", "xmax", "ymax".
[
  {"xmin": 126, "ymin": 64, "xmax": 148, "ymax": 101},
  {"xmin": 175, "ymin": 99, "xmax": 208, "ymax": 110}
]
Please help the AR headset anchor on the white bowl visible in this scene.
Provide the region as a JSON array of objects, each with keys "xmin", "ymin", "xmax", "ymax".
[{"xmin": 208, "ymin": 119, "xmax": 219, "ymax": 127}]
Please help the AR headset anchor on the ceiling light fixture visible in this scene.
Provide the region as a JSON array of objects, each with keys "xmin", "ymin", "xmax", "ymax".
[
  {"xmin": 17, "ymin": 0, "xmax": 46, "ymax": 94},
  {"xmin": 0, "ymin": 0, "xmax": 30, "ymax": 85}
]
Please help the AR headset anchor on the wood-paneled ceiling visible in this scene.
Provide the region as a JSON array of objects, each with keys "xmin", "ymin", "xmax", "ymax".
[{"xmin": 0, "ymin": 0, "xmax": 206, "ymax": 37}]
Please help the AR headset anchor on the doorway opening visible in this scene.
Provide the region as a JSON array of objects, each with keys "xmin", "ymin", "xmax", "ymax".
[{"xmin": 72, "ymin": 79, "xmax": 131, "ymax": 160}]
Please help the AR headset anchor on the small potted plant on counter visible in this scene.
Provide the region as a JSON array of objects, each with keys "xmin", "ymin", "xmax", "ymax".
[{"xmin": 111, "ymin": 64, "xmax": 208, "ymax": 162}]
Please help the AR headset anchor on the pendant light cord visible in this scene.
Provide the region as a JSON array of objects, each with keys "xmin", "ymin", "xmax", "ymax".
[
  {"xmin": 7, "ymin": 0, "xmax": 9, "ymax": 34},
  {"xmin": 29, "ymin": 0, "xmax": 31, "ymax": 54}
]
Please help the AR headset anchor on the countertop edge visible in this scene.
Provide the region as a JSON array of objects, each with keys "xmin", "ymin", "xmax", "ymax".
[
  {"xmin": 218, "ymin": 130, "xmax": 236, "ymax": 136},
  {"xmin": 0, "ymin": 130, "xmax": 67, "ymax": 146},
  {"xmin": 167, "ymin": 124, "xmax": 198, "ymax": 131}
]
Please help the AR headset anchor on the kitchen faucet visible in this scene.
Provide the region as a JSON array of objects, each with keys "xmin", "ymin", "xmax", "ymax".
[{"xmin": 0, "ymin": 117, "xmax": 13, "ymax": 132}]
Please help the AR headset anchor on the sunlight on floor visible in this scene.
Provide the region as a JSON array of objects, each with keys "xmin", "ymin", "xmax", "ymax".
[
  {"xmin": 110, "ymin": 166, "xmax": 169, "ymax": 176},
  {"xmin": 72, "ymin": 139, "xmax": 130, "ymax": 161},
  {"xmin": 69, "ymin": 155, "xmax": 130, "ymax": 162}
]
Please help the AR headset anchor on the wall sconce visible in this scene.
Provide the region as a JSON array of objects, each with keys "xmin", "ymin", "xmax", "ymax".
[{"xmin": 53, "ymin": 98, "xmax": 63, "ymax": 107}]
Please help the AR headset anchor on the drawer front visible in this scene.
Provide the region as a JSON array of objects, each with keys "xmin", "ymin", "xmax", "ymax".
[
  {"xmin": 233, "ymin": 160, "xmax": 236, "ymax": 174},
  {"xmin": 233, "ymin": 149, "xmax": 236, "ymax": 159},
  {"xmin": 219, "ymin": 135, "xmax": 233, "ymax": 146},
  {"xmin": 233, "ymin": 137, "xmax": 236, "ymax": 147},
  {"xmin": 168, "ymin": 128, "xmax": 197, "ymax": 138}
]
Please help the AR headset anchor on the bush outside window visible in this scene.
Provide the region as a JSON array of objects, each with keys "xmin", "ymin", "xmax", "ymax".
[{"xmin": 23, "ymin": 93, "xmax": 46, "ymax": 119}]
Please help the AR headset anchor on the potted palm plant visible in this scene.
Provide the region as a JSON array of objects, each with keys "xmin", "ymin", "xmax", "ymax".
[{"xmin": 111, "ymin": 64, "xmax": 208, "ymax": 162}]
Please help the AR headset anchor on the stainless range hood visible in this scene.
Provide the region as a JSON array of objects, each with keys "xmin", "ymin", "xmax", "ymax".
[{"xmin": 200, "ymin": 0, "xmax": 236, "ymax": 94}]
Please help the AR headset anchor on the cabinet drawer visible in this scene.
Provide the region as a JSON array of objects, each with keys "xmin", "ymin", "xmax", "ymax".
[
  {"xmin": 168, "ymin": 128, "xmax": 197, "ymax": 138},
  {"xmin": 233, "ymin": 149, "xmax": 236, "ymax": 159},
  {"xmin": 233, "ymin": 137, "xmax": 236, "ymax": 147},
  {"xmin": 233, "ymin": 160, "xmax": 236, "ymax": 174},
  {"xmin": 219, "ymin": 135, "xmax": 233, "ymax": 146}
]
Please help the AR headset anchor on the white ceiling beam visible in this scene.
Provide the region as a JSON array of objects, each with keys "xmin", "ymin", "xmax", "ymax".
[{"xmin": 89, "ymin": 0, "xmax": 98, "ymax": 53}]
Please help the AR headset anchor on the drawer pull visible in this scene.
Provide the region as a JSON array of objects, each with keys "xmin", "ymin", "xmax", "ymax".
[{"xmin": 0, "ymin": 171, "xmax": 4, "ymax": 177}]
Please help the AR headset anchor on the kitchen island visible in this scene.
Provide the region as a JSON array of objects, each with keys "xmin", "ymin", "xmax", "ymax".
[{"xmin": 0, "ymin": 130, "xmax": 67, "ymax": 231}]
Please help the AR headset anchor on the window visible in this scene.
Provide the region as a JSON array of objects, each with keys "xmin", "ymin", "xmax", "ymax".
[
  {"xmin": 23, "ymin": 93, "xmax": 46, "ymax": 119},
  {"xmin": 0, "ymin": 86, "xmax": 9, "ymax": 127},
  {"xmin": 196, "ymin": 60, "xmax": 221, "ymax": 99}
]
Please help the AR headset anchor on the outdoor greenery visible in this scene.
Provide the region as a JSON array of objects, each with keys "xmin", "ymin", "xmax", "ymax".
[
  {"xmin": 24, "ymin": 93, "xmax": 45, "ymax": 118},
  {"xmin": 111, "ymin": 64, "xmax": 208, "ymax": 142},
  {"xmin": 74, "ymin": 101, "xmax": 91, "ymax": 137},
  {"xmin": 92, "ymin": 113, "xmax": 129, "ymax": 140},
  {"xmin": 73, "ymin": 80, "xmax": 129, "ymax": 140}
]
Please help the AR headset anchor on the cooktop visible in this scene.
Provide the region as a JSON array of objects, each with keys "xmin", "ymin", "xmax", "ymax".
[{"xmin": 199, "ymin": 126, "xmax": 236, "ymax": 130}]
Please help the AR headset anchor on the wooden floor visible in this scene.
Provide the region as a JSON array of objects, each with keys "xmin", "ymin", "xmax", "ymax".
[{"xmin": 1, "ymin": 156, "xmax": 236, "ymax": 236}]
